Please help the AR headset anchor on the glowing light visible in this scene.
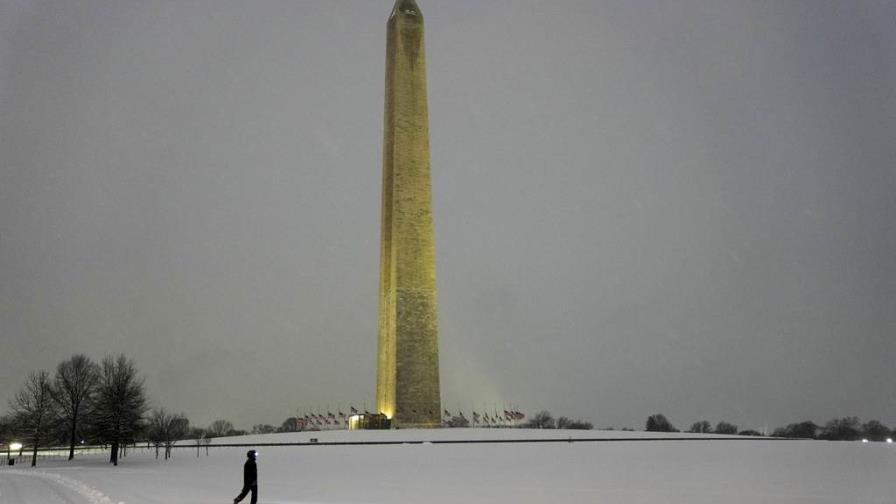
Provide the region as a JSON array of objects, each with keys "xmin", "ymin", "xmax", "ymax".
[
  {"xmin": 861, "ymin": 439, "xmax": 869, "ymax": 443},
  {"xmin": 887, "ymin": 438, "xmax": 893, "ymax": 444},
  {"xmin": 9, "ymin": 442, "xmax": 22, "ymax": 451}
]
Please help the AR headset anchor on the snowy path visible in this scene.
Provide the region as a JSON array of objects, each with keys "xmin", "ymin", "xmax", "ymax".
[
  {"xmin": 0, "ymin": 470, "xmax": 120, "ymax": 504},
  {"xmin": 0, "ymin": 471, "xmax": 90, "ymax": 504}
]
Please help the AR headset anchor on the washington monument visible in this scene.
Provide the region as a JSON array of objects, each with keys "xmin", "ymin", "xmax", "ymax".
[{"xmin": 376, "ymin": 0, "xmax": 441, "ymax": 428}]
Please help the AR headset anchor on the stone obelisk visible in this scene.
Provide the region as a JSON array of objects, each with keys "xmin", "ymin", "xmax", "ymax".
[{"xmin": 376, "ymin": 0, "xmax": 441, "ymax": 428}]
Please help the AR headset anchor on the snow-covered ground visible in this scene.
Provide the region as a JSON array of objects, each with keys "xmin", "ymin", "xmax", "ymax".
[{"xmin": 1, "ymin": 428, "xmax": 894, "ymax": 504}]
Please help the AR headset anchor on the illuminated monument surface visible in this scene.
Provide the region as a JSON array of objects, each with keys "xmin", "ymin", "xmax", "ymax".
[{"xmin": 376, "ymin": 0, "xmax": 441, "ymax": 428}]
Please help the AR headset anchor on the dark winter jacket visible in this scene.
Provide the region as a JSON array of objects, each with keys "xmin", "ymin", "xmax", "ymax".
[{"xmin": 243, "ymin": 459, "xmax": 257, "ymax": 486}]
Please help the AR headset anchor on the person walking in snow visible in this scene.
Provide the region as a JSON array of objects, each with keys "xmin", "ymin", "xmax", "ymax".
[{"xmin": 233, "ymin": 449, "xmax": 258, "ymax": 504}]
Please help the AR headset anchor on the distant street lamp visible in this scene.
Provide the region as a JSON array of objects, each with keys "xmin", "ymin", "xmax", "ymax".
[{"xmin": 8, "ymin": 442, "xmax": 23, "ymax": 464}]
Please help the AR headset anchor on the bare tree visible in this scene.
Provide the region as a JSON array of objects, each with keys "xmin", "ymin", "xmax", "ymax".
[
  {"xmin": 556, "ymin": 417, "xmax": 592, "ymax": 430},
  {"xmin": 714, "ymin": 421, "xmax": 738, "ymax": 435},
  {"xmin": 0, "ymin": 414, "xmax": 14, "ymax": 444},
  {"xmin": 688, "ymin": 420, "xmax": 712, "ymax": 433},
  {"xmin": 52, "ymin": 354, "xmax": 99, "ymax": 460},
  {"xmin": 165, "ymin": 414, "xmax": 189, "ymax": 459},
  {"xmin": 93, "ymin": 354, "xmax": 148, "ymax": 466},
  {"xmin": 819, "ymin": 417, "xmax": 861, "ymax": 441},
  {"xmin": 860, "ymin": 420, "xmax": 891, "ymax": 442},
  {"xmin": 147, "ymin": 409, "xmax": 169, "ymax": 459},
  {"xmin": 147, "ymin": 409, "xmax": 190, "ymax": 460},
  {"xmin": 771, "ymin": 421, "xmax": 818, "ymax": 439},
  {"xmin": 207, "ymin": 419, "xmax": 235, "ymax": 438},
  {"xmin": 9, "ymin": 371, "xmax": 58, "ymax": 466},
  {"xmin": 278, "ymin": 418, "xmax": 298, "ymax": 433},
  {"xmin": 645, "ymin": 413, "xmax": 677, "ymax": 432},
  {"xmin": 524, "ymin": 410, "xmax": 555, "ymax": 429},
  {"xmin": 254, "ymin": 424, "xmax": 277, "ymax": 434}
]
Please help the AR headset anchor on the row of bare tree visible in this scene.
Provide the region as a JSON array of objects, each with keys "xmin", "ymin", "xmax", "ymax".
[
  {"xmin": 1, "ymin": 353, "xmax": 264, "ymax": 468},
  {"xmin": 644, "ymin": 413, "xmax": 894, "ymax": 440},
  {"xmin": 521, "ymin": 411, "xmax": 594, "ymax": 430},
  {"xmin": 1, "ymin": 353, "xmax": 148, "ymax": 466}
]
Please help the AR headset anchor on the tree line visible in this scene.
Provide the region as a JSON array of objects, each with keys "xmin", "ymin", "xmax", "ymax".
[
  {"xmin": 642, "ymin": 413, "xmax": 895, "ymax": 441},
  {"xmin": 0, "ymin": 354, "xmax": 148, "ymax": 466},
  {"xmin": 0, "ymin": 353, "xmax": 266, "ymax": 467}
]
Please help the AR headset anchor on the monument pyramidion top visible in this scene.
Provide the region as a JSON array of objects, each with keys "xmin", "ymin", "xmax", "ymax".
[{"xmin": 391, "ymin": 0, "xmax": 422, "ymax": 19}]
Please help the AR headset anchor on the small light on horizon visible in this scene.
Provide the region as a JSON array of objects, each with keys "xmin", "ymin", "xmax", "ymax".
[
  {"xmin": 861, "ymin": 438, "xmax": 869, "ymax": 443},
  {"xmin": 9, "ymin": 442, "xmax": 23, "ymax": 451},
  {"xmin": 887, "ymin": 438, "xmax": 893, "ymax": 444}
]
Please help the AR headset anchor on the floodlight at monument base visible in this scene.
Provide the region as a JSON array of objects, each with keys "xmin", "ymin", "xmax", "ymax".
[
  {"xmin": 348, "ymin": 413, "xmax": 391, "ymax": 430},
  {"xmin": 9, "ymin": 442, "xmax": 22, "ymax": 451}
]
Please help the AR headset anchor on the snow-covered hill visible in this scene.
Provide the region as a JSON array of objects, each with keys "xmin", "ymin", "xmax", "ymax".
[{"xmin": 1, "ymin": 428, "xmax": 893, "ymax": 503}]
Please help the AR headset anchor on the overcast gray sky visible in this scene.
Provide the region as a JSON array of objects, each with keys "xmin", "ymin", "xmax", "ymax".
[{"xmin": 2, "ymin": 0, "xmax": 895, "ymax": 431}]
